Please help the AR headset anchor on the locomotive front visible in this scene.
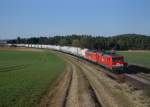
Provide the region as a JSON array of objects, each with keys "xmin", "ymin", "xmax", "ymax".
[{"xmin": 111, "ymin": 56, "xmax": 128, "ymax": 73}]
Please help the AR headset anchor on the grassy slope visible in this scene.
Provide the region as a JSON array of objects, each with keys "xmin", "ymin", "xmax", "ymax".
[
  {"xmin": 0, "ymin": 50, "xmax": 66, "ymax": 107},
  {"xmin": 118, "ymin": 51, "xmax": 150, "ymax": 68}
]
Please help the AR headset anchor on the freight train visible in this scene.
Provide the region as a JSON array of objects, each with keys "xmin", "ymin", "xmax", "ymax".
[{"xmin": 15, "ymin": 44, "xmax": 128, "ymax": 74}]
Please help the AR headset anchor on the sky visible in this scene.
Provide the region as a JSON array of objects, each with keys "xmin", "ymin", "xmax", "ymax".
[{"xmin": 0, "ymin": 0, "xmax": 150, "ymax": 39}]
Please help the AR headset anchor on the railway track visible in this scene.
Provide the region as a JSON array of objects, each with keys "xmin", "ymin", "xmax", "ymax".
[
  {"xmin": 38, "ymin": 50, "xmax": 150, "ymax": 107},
  {"xmin": 125, "ymin": 73, "xmax": 150, "ymax": 96},
  {"xmin": 73, "ymin": 54, "xmax": 150, "ymax": 96},
  {"xmin": 82, "ymin": 58, "xmax": 150, "ymax": 96},
  {"xmin": 136, "ymin": 73, "xmax": 150, "ymax": 81}
]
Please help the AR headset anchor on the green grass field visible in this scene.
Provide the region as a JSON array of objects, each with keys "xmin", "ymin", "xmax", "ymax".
[
  {"xmin": 118, "ymin": 51, "xmax": 150, "ymax": 68},
  {"xmin": 0, "ymin": 50, "xmax": 66, "ymax": 107}
]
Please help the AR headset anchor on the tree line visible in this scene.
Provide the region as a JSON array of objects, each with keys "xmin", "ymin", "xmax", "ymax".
[{"xmin": 7, "ymin": 34, "xmax": 150, "ymax": 50}]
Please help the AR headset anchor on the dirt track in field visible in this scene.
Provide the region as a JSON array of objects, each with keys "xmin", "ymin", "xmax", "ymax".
[{"xmin": 38, "ymin": 51, "xmax": 150, "ymax": 107}]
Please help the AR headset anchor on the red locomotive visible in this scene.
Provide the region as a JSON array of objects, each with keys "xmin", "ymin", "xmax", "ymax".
[{"xmin": 84, "ymin": 49, "xmax": 128, "ymax": 73}]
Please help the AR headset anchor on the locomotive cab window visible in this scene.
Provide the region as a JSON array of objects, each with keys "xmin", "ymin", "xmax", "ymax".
[{"xmin": 112, "ymin": 58, "xmax": 124, "ymax": 62}]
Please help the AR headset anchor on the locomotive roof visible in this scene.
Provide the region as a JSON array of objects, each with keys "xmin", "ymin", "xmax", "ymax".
[
  {"xmin": 87, "ymin": 50, "xmax": 123, "ymax": 58},
  {"xmin": 97, "ymin": 51, "xmax": 123, "ymax": 58},
  {"xmin": 104, "ymin": 53, "xmax": 123, "ymax": 57}
]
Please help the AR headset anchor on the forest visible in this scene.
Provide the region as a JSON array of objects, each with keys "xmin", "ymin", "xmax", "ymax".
[{"xmin": 7, "ymin": 34, "xmax": 150, "ymax": 50}]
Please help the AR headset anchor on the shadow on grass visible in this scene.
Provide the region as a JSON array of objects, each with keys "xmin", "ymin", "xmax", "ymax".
[{"xmin": 126, "ymin": 64, "xmax": 150, "ymax": 74}]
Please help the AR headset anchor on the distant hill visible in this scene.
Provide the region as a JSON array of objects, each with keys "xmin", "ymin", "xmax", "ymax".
[
  {"xmin": 7, "ymin": 34, "xmax": 150, "ymax": 50},
  {"xmin": 114, "ymin": 34, "xmax": 148, "ymax": 37}
]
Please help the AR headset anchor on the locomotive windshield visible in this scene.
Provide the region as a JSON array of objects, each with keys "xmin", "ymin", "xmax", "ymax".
[{"xmin": 113, "ymin": 57, "xmax": 124, "ymax": 62}]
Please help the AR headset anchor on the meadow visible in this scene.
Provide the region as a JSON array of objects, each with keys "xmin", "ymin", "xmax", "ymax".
[
  {"xmin": 118, "ymin": 51, "xmax": 150, "ymax": 68},
  {"xmin": 0, "ymin": 49, "xmax": 66, "ymax": 107}
]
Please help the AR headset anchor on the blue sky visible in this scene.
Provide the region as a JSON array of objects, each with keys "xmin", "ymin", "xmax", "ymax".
[{"xmin": 0, "ymin": 0, "xmax": 150, "ymax": 39}]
